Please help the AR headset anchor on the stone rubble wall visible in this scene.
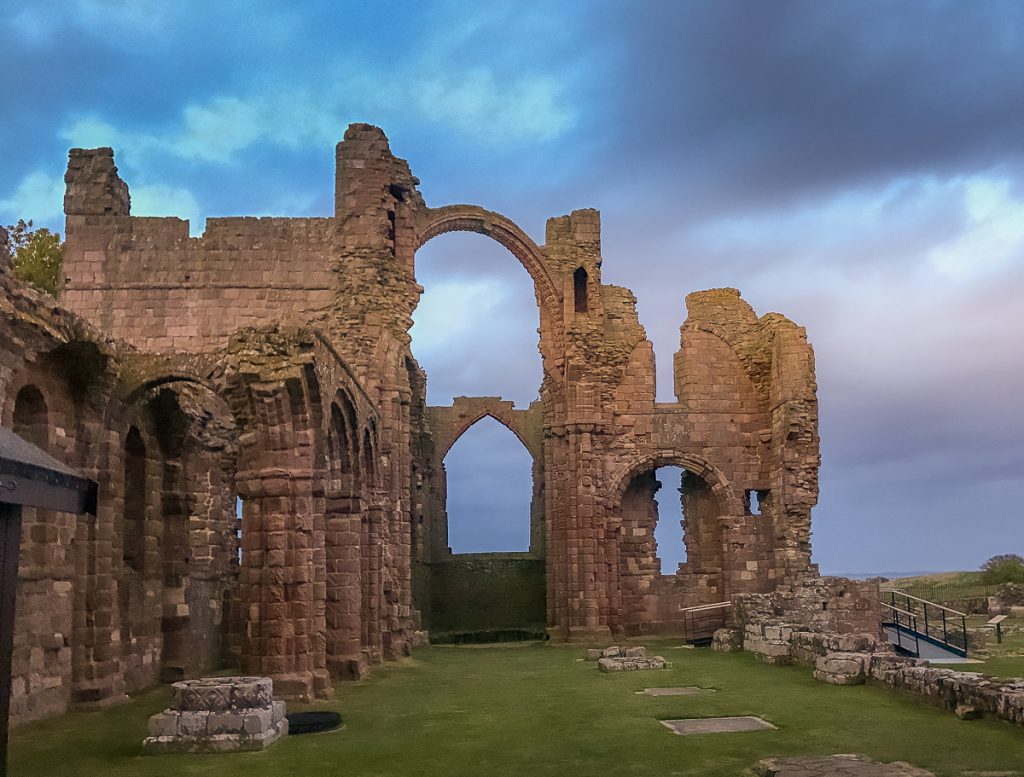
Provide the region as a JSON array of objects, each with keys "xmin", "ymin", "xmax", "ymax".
[
  {"xmin": 583, "ymin": 645, "xmax": 672, "ymax": 671},
  {"xmin": 718, "ymin": 588, "xmax": 1024, "ymax": 729},
  {"xmin": 732, "ymin": 577, "xmax": 883, "ymax": 636}
]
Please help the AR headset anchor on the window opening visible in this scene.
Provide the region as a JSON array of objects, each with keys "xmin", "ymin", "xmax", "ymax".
[
  {"xmin": 573, "ymin": 266, "xmax": 588, "ymax": 313},
  {"xmin": 652, "ymin": 466, "xmax": 687, "ymax": 574},
  {"xmin": 445, "ymin": 416, "xmax": 531, "ymax": 553},
  {"xmin": 747, "ymin": 489, "xmax": 762, "ymax": 515}
]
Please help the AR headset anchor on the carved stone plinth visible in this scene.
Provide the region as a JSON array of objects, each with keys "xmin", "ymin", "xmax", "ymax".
[{"xmin": 143, "ymin": 677, "xmax": 287, "ymax": 753}]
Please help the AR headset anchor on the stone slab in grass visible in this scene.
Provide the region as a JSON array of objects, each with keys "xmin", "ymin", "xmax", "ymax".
[
  {"xmin": 660, "ymin": 716, "xmax": 776, "ymax": 735},
  {"xmin": 636, "ymin": 687, "xmax": 714, "ymax": 696},
  {"xmin": 753, "ymin": 753, "xmax": 938, "ymax": 776}
]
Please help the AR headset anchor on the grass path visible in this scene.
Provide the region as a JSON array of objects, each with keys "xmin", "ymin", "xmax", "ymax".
[{"xmin": 9, "ymin": 641, "xmax": 1024, "ymax": 776}]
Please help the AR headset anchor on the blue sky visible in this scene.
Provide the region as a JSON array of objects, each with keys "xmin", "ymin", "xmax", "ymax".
[{"xmin": 3, "ymin": 0, "xmax": 1022, "ymax": 573}]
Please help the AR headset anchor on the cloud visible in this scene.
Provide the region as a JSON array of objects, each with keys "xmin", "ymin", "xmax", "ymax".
[
  {"xmin": 409, "ymin": 70, "xmax": 574, "ymax": 144},
  {"xmin": 60, "ymin": 62, "xmax": 577, "ymax": 170},
  {"xmin": 929, "ymin": 177, "xmax": 1024, "ymax": 277},
  {"xmin": 0, "ymin": 171, "xmax": 65, "ymax": 227},
  {"xmin": 578, "ymin": 1, "xmax": 1024, "ymax": 221},
  {"xmin": 130, "ymin": 184, "xmax": 202, "ymax": 233},
  {"xmin": 169, "ymin": 98, "xmax": 265, "ymax": 163},
  {"xmin": 411, "ymin": 278, "xmax": 506, "ymax": 350},
  {"xmin": 411, "ymin": 232, "xmax": 543, "ymax": 407}
]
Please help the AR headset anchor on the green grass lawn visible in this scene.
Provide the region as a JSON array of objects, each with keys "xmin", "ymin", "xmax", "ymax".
[
  {"xmin": 9, "ymin": 641, "xmax": 1024, "ymax": 777},
  {"xmin": 952, "ymin": 615, "xmax": 1024, "ymax": 676}
]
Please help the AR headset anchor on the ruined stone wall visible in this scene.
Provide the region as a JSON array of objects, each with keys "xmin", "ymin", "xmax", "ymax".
[
  {"xmin": 62, "ymin": 150, "xmax": 335, "ymax": 354},
  {"xmin": 0, "ymin": 122, "xmax": 831, "ymax": 725},
  {"xmin": 732, "ymin": 577, "xmax": 883, "ymax": 636},
  {"xmin": 0, "ymin": 271, "xmax": 241, "ymax": 723}
]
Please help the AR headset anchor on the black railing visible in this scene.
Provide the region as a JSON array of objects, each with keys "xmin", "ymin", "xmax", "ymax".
[
  {"xmin": 880, "ymin": 589, "xmax": 968, "ymax": 658},
  {"xmin": 880, "ymin": 601, "xmax": 920, "ymax": 656}
]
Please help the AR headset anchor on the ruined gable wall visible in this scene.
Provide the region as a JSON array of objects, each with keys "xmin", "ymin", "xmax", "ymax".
[{"xmin": 578, "ymin": 279, "xmax": 816, "ymax": 632}]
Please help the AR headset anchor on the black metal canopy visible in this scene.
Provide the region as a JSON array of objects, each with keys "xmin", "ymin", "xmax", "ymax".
[{"xmin": 0, "ymin": 426, "xmax": 96, "ymax": 514}]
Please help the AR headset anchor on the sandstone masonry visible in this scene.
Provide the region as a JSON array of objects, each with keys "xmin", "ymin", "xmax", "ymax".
[{"xmin": 1, "ymin": 124, "xmax": 832, "ymax": 724}]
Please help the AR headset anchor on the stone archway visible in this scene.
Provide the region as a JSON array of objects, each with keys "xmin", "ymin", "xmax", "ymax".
[
  {"xmin": 414, "ymin": 205, "xmax": 564, "ymax": 373},
  {"xmin": 608, "ymin": 453, "xmax": 744, "ymax": 635}
]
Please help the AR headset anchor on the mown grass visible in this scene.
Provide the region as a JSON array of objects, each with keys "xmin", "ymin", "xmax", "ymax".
[
  {"xmin": 9, "ymin": 641, "xmax": 1024, "ymax": 777},
  {"xmin": 953, "ymin": 615, "xmax": 1024, "ymax": 676}
]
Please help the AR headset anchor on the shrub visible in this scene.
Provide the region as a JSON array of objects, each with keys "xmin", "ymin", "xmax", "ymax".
[
  {"xmin": 981, "ymin": 554, "xmax": 1024, "ymax": 585},
  {"xmin": 2, "ymin": 219, "xmax": 63, "ymax": 295}
]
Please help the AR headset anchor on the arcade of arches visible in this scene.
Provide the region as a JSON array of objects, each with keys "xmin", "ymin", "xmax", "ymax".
[{"xmin": 0, "ymin": 124, "xmax": 826, "ymax": 725}]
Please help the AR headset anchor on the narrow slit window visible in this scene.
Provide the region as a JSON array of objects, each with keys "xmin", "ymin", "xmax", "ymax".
[
  {"xmin": 573, "ymin": 266, "xmax": 588, "ymax": 313},
  {"xmin": 235, "ymin": 496, "xmax": 244, "ymax": 563}
]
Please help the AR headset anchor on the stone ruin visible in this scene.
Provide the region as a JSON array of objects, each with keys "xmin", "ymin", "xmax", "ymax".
[
  {"xmin": 0, "ymin": 123, "xmax": 836, "ymax": 726},
  {"xmin": 143, "ymin": 676, "xmax": 287, "ymax": 753},
  {"xmin": 583, "ymin": 645, "xmax": 671, "ymax": 671}
]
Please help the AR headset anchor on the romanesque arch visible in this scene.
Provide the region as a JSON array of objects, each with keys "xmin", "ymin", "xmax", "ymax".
[
  {"xmin": 609, "ymin": 452, "xmax": 742, "ymax": 517},
  {"xmin": 416, "ymin": 205, "xmax": 560, "ymax": 308},
  {"xmin": 414, "ymin": 205, "xmax": 565, "ymax": 370}
]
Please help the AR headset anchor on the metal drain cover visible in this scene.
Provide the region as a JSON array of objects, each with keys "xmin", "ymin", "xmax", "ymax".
[{"xmin": 286, "ymin": 711, "xmax": 343, "ymax": 735}]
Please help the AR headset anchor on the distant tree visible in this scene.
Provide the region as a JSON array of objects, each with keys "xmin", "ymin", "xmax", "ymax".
[
  {"xmin": 981, "ymin": 554, "xmax": 1024, "ymax": 585},
  {"xmin": 2, "ymin": 219, "xmax": 63, "ymax": 295}
]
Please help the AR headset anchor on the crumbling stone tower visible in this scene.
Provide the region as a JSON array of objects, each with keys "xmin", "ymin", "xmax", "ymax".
[{"xmin": 0, "ymin": 124, "xmax": 821, "ymax": 722}]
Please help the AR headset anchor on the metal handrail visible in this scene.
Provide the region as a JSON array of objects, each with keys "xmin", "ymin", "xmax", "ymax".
[
  {"xmin": 881, "ymin": 602, "xmax": 917, "ymax": 619},
  {"xmin": 880, "ymin": 589, "xmax": 967, "ymax": 617},
  {"xmin": 679, "ymin": 601, "xmax": 731, "ymax": 613},
  {"xmin": 880, "ymin": 590, "xmax": 968, "ymax": 657},
  {"xmin": 880, "ymin": 600, "xmax": 921, "ymax": 656}
]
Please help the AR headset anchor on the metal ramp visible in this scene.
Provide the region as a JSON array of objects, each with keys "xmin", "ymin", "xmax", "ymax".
[{"xmin": 880, "ymin": 589, "xmax": 968, "ymax": 659}]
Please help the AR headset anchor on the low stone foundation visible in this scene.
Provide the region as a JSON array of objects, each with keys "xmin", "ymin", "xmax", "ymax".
[
  {"xmin": 585, "ymin": 646, "xmax": 671, "ymax": 672},
  {"xmin": 143, "ymin": 677, "xmax": 288, "ymax": 753},
  {"xmin": 814, "ymin": 652, "xmax": 869, "ymax": 685},
  {"xmin": 718, "ymin": 622, "xmax": 1024, "ymax": 728},
  {"xmin": 726, "ymin": 623, "xmax": 881, "ymax": 668},
  {"xmin": 867, "ymin": 654, "xmax": 1024, "ymax": 725}
]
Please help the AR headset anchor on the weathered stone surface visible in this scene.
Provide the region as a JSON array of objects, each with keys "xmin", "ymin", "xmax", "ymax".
[
  {"xmin": 637, "ymin": 686, "xmax": 713, "ymax": 696},
  {"xmin": 661, "ymin": 716, "xmax": 775, "ymax": 735},
  {"xmin": 143, "ymin": 676, "xmax": 287, "ymax": 754},
  {"xmin": 711, "ymin": 627, "xmax": 743, "ymax": 652},
  {"xmin": 753, "ymin": 754, "xmax": 936, "ymax": 776},
  {"xmin": 597, "ymin": 649, "xmax": 671, "ymax": 672},
  {"xmin": 813, "ymin": 652, "xmax": 867, "ymax": 685}
]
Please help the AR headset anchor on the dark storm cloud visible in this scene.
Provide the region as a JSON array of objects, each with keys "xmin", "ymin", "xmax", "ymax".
[{"xmin": 583, "ymin": 0, "xmax": 1024, "ymax": 218}]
